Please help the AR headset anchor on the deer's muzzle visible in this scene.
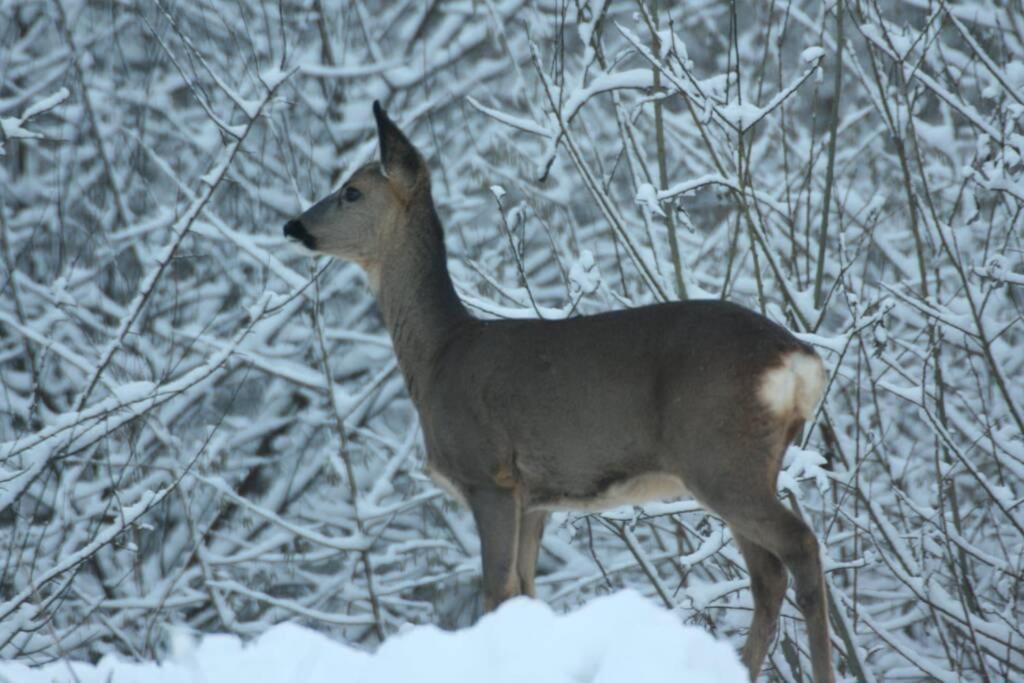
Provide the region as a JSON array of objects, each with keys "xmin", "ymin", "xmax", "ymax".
[{"xmin": 283, "ymin": 219, "xmax": 316, "ymax": 250}]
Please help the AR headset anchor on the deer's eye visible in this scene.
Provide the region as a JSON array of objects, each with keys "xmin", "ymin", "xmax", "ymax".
[{"xmin": 343, "ymin": 186, "xmax": 362, "ymax": 202}]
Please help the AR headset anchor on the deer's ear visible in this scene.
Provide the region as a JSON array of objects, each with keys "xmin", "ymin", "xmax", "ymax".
[{"xmin": 373, "ymin": 101, "xmax": 426, "ymax": 194}]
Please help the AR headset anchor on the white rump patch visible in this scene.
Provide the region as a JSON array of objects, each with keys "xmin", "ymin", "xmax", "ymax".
[
  {"xmin": 758, "ymin": 350, "xmax": 827, "ymax": 420},
  {"xmin": 539, "ymin": 473, "xmax": 691, "ymax": 513}
]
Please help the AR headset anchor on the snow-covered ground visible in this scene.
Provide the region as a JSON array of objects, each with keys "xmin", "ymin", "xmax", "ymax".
[{"xmin": 0, "ymin": 591, "xmax": 746, "ymax": 683}]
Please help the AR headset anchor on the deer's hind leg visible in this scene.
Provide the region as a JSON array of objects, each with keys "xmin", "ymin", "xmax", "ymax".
[
  {"xmin": 731, "ymin": 529, "xmax": 787, "ymax": 681},
  {"xmin": 467, "ymin": 487, "xmax": 522, "ymax": 611},
  {"xmin": 719, "ymin": 494, "xmax": 834, "ymax": 683}
]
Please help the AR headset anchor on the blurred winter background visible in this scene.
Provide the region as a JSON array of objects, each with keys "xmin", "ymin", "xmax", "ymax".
[{"xmin": 1, "ymin": 0, "xmax": 1022, "ymax": 680}]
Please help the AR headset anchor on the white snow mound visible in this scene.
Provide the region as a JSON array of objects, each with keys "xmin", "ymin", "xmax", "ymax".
[{"xmin": 0, "ymin": 590, "xmax": 747, "ymax": 683}]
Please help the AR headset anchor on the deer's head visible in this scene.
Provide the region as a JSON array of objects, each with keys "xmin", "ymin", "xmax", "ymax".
[{"xmin": 283, "ymin": 102, "xmax": 429, "ymax": 282}]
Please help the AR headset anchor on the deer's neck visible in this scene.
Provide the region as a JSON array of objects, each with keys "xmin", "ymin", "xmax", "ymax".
[{"xmin": 376, "ymin": 198, "xmax": 470, "ymax": 401}]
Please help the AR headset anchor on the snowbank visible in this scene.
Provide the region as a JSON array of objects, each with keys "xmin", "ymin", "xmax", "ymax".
[{"xmin": 0, "ymin": 591, "xmax": 746, "ymax": 683}]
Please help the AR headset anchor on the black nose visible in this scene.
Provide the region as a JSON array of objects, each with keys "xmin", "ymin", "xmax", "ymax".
[{"xmin": 283, "ymin": 219, "xmax": 316, "ymax": 250}]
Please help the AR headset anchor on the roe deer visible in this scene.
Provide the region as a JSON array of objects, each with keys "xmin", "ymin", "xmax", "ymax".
[{"xmin": 283, "ymin": 101, "xmax": 834, "ymax": 683}]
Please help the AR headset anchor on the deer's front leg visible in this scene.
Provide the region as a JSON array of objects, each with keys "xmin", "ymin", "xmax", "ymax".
[
  {"xmin": 517, "ymin": 509, "xmax": 547, "ymax": 597},
  {"xmin": 468, "ymin": 487, "xmax": 522, "ymax": 611}
]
